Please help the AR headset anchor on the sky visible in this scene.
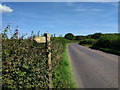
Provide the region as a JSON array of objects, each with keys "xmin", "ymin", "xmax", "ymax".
[{"xmin": 1, "ymin": 2, "xmax": 118, "ymax": 37}]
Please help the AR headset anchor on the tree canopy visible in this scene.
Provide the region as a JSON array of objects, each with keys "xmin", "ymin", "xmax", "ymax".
[{"xmin": 64, "ymin": 33, "xmax": 74, "ymax": 40}]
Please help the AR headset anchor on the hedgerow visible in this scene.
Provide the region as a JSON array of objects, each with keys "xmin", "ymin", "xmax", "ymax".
[
  {"xmin": 2, "ymin": 39, "xmax": 49, "ymax": 89},
  {"xmin": 79, "ymin": 39, "xmax": 96, "ymax": 45},
  {"xmin": 1, "ymin": 25, "xmax": 75, "ymax": 89},
  {"xmin": 92, "ymin": 34, "xmax": 120, "ymax": 51},
  {"xmin": 51, "ymin": 37, "xmax": 76, "ymax": 88}
]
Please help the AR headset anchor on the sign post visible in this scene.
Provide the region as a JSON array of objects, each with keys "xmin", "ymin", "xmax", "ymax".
[
  {"xmin": 34, "ymin": 33, "xmax": 52, "ymax": 88},
  {"xmin": 44, "ymin": 33, "xmax": 52, "ymax": 89},
  {"xmin": 34, "ymin": 36, "xmax": 46, "ymax": 43}
]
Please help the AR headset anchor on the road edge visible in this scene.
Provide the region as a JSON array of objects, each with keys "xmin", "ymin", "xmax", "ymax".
[{"xmin": 66, "ymin": 43, "xmax": 78, "ymax": 88}]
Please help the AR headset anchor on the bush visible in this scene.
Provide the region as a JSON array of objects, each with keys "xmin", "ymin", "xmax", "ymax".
[
  {"xmin": 2, "ymin": 39, "xmax": 49, "ymax": 89},
  {"xmin": 51, "ymin": 37, "xmax": 76, "ymax": 88},
  {"xmin": 2, "ymin": 25, "xmax": 76, "ymax": 89},
  {"xmin": 93, "ymin": 34, "xmax": 120, "ymax": 51},
  {"xmin": 91, "ymin": 33, "xmax": 102, "ymax": 39},
  {"xmin": 74, "ymin": 36, "xmax": 86, "ymax": 40},
  {"xmin": 2, "ymin": 37, "xmax": 74, "ymax": 89},
  {"xmin": 79, "ymin": 39, "xmax": 96, "ymax": 45},
  {"xmin": 64, "ymin": 33, "xmax": 74, "ymax": 40}
]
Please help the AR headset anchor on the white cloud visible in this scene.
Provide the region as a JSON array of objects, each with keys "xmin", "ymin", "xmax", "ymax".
[{"xmin": 0, "ymin": 4, "xmax": 13, "ymax": 13}]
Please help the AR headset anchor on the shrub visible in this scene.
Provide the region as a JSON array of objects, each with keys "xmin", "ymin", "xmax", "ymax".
[
  {"xmin": 64, "ymin": 33, "xmax": 74, "ymax": 40},
  {"xmin": 2, "ymin": 36, "xmax": 73, "ymax": 89},
  {"xmin": 75, "ymin": 36, "xmax": 86, "ymax": 40},
  {"xmin": 2, "ymin": 39, "xmax": 49, "ymax": 89},
  {"xmin": 2, "ymin": 25, "xmax": 74, "ymax": 89},
  {"xmin": 93, "ymin": 34, "xmax": 120, "ymax": 51},
  {"xmin": 91, "ymin": 33, "xmax": 102, "ymax": 39},
  {"xmin": 79, "ymin": 39, "xmax": 96, "ymax": 45}
]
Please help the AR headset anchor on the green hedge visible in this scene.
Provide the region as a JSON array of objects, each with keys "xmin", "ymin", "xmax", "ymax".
[
  {"xmin": 93, "ymin": 34, "xmax": 120, "ymax": 51},
  {"xmin": 2, "ymin": 37, "xmax": 74, "ymax": 89},
  {"xmin": 2, "ymin": 39, "xmax": 49, "ymax": 89},
  {"xmin": 51, "ymin": 37, "xmax": 76, "ymax": 88},
  {"xmin": 79, "ymin": 39, "xmax": 96, "ymax": 45}
]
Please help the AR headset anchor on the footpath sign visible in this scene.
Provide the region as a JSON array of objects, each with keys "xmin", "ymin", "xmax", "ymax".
[{"xmin": 34, "ymin": 37, "xmax": 46, "ymax": 43}]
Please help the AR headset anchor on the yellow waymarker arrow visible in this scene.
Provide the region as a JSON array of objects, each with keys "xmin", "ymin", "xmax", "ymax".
[{"xmin": 34, "ymin": 36, "xmax": 46, "ymax": 43}]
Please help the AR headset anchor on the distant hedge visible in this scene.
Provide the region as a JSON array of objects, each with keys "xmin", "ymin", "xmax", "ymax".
[
  {"xmin": 93, "ymin": 34, "xmax": 120, "ymax": 51},
  {"xmin": 64, "ymin": 33, "xmax": 74, "ymax": 40},
  {"xmin": 79, "ymin": 39, "xmax": 96, "ymax": 45}
]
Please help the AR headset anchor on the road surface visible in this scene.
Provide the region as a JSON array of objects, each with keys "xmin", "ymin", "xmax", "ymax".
[{"xmin": 67, "ymin": 43, "xmax": 118, "ymax": 88}]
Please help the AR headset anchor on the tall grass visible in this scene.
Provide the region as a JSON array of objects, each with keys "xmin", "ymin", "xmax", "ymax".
[{"xmin": 51, "ymin": 38, "xmax": 76, "ymax": 88}]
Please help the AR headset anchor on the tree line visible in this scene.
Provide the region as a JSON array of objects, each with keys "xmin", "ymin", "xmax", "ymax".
[
  {"xmin": 64, "ymin": 33, "xmax": 119, "ymax": 40},
  {"xmin": 64, "ymin": 33, "xmax": 120, "ymax": 55}
]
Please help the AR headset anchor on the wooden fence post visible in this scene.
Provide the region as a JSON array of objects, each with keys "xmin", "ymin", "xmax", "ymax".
[
  {"xmin": 44, "ymin": 33, "xmax": 52, "ymax": 89},
  {"xmin": 34, "ymin": 33, "xmax": 52, "ymax": 88}
]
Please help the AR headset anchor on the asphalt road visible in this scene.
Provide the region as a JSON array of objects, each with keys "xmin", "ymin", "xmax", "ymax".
[{"xmin": 67, "ymin": 43, "xmax": 118, "ymax": 88}]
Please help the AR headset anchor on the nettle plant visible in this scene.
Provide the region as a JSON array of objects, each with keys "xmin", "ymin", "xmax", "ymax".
[
  {"xmin": 2, "ymin": 25, "xmax": 10, "ymax": 39},
  {"xmin": 2, "ymin": 25, "xmax": 25, "ymax": 40}
]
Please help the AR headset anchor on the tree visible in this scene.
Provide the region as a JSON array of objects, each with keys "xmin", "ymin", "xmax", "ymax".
[
  {"xmin": 75, "ymin": 35, "xmax": 84, "ymax": 40},
  {"xmin": 91, "ymin": 33, "xmax": 102, "ymax": 39},
  {"xmin": 64, "ymin": 33, "xmax": 74, "ymax": 40}
]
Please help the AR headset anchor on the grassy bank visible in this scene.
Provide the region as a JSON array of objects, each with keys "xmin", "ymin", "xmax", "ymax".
[
  {"xmin": 81, "ymin": 44, "xmax": 120, "ymax": 56},
  {"xmin": 52, "ymin": 42, "xmax": 76, "ymax": 88},
  {"xmin": 91, "ymin": 34, "xmax": 120, "ymax": 55},
  {"xmin": 90, "ymin": 46, "xmax": 120, "ymax": 56}
]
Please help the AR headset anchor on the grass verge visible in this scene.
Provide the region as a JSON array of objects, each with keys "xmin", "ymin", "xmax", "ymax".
[
  {"xmin": 52, "ymin": 44, "xmax": 76, "ymax": 88},
  {"xmin": 90, "ymin": 46, "xmax": 120, "ymax": 56},
  {"xmin": 79, "ymin": 43, "xmax": 120, "ymax": 56},
  {"xmin": 82, "ymin": 44, "xmax": 92, "ymax": 47}
]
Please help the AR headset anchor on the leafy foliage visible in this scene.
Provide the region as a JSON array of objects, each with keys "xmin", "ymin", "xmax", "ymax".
[
  {"xmin": 64, "ymin": 33, "xmax": 74, "ymax": 40},
  {"xmin": 79, "ymin": 39, "xmax": 96, "ymax": 45},
  {"xmin": 75, "ymin": 35, "xmax": 86, "ymax": 40},
  {"xmin": 78, "ymin": 33, "xmax": 120, "ymax": 55},
  {"xmin": 90, "ymin": 33, "xmax": 102, "ymax": 39},
  {"xmin": 51, "ymin": 37, "xmax": 76, "ymax": 88},
  {"xmin": 2, "ymin": 39, "xmax": 49, "ymax": 89},
  {"xmin": 93, "ymin": 34, "xmax": 120, "ymax": 51},
  {"xmin": 2, "ymin": 25, "xmax": 76, "ymax": 89}
]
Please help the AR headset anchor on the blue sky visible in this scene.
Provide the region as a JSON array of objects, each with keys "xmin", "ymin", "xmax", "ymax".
[{"xmin": 2, "ymin": 2, "xmax": 118, "ymax": 37}]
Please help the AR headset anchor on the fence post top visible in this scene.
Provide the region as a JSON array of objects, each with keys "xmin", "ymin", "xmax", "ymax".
[{"xmin": 44, "ymin": 33, "xmax": 50, "ymax": 37}]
